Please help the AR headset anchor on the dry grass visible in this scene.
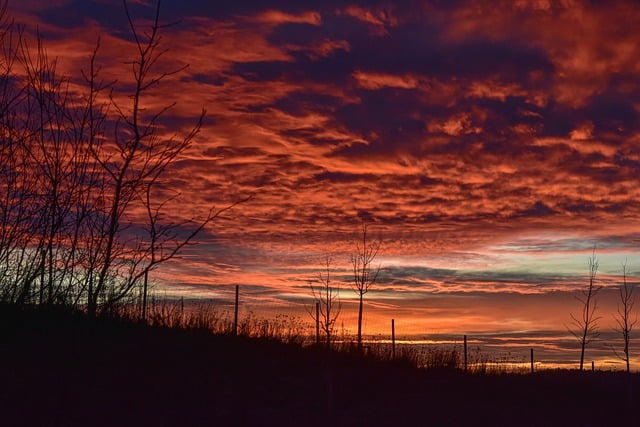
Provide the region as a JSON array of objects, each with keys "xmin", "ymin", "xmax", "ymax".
[
  {"xmin": 107, "ymin": 298, "xmax": 542, "ymax": 374},
  {"xmin": 144, "ymin": 298, "xmax": 307, "ymax": 344}
]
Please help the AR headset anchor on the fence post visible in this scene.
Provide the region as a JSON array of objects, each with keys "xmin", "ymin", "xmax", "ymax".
[
  {"xmin": 180, "ymin": 296, "xmax": 184, "ymax": 327},
  {"xmin": 591, "ymin": 361, "xmax": 595, "ymax": 372},
  {"xmin": 316, "ymin": 302, "xmax": 320, "ymax": 345},
  {"xmin": 391, "ymin": 319, "xmax": 396, "ymax": 360},
  {"xmin": 530, "ymin": 348, "xmax": 534, "ymax": 373},
  {"xmin": 464, "ymin": 335, "xmax": 468, "ymax": 373},
  {"xmin": 234, "ymin": 284, "xmax": 239, "ymax": 336}
]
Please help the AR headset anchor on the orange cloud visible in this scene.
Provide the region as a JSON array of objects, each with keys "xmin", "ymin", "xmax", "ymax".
[
  {"xmin": 339, "ymin": 5, "xmax": 398, "ymax": 35},
  {"xmin": 7, "ymin": 1, "xmax": 640, "ymax": 367},
  {"xmin": 352, "ymin": 70, "xmax": 420, "ymax": 90}
]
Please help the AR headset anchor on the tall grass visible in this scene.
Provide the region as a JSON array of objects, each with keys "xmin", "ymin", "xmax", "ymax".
[
  {"xmin": 76, "ymin": 298, "xmax": 536, "ymax": 374},
  {"xmin": 145, "ymin": 297, "xmax": 233, "ymax": 332},
  {"xmin": 334, "ymin": 340, "xmax": 530, "ymax": 374},
  {"xmin": 144, "ymin": 298, "xmax": 308, "ymax": 344}
]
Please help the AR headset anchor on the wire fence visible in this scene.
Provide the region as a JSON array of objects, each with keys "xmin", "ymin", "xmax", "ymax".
[{"xmin": 148, "ymin": 284, "xmax": 640, "ymax": 372}]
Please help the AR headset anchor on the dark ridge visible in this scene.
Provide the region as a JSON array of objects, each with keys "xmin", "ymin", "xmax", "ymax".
[{"xmin": 1, "ymin": 304, "xmax": 638, "ymax": 427}]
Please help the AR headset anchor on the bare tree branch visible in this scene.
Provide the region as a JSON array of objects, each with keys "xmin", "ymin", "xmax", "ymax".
[
  {"xmin": 611, "ymin": 260, "xmax": 636, "ymax": 373},
  {"xmin": 307, "ymin": 256, "xmax": 342, "ymax": 348},
  {"xmin": 569, "ymin": 248, "xmax": 601, "ymax": 371},
  {"xmin": 351, "ymin": 220, "xmax": 381, "ymax": 348}
]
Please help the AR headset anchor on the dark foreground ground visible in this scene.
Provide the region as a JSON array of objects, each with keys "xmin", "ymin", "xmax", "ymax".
[{"xmin": 1, "ymin": 306, "xmax": 638, "ymax": 427}]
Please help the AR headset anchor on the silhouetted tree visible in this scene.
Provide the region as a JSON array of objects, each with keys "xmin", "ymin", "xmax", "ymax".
[
  {"xmin": 0, "ymin": 3, "xmax": 67, "ymax": 305},
  {"xmin": 307, "ymin": 256, "xmax": 341, "ymax": 348},
  {"xmin": 351, "ymin": 221, "xmax": 381, "ymax": 348},
  {"xmin": 137, "ymin": 180, "xmax": 245, "ymax": 321},
  {"xmin": 81, "ymin": 0, "xmax": 206, "ymax": 316},
  {"xmin": 20, "ymin": 26, "xmax": 102, "ymax": 306},
  {"xmin": 612, "ymin": 260, "xmax": 636, "ymax": 373},
  {"xmin": 0, "ymin": 132, "xmax": 42, "ymax": 304},
  {"xmin": 570, "ymin": 249, "xmax": 601, "ymax": 371},
  {"xmin": 0, "ymin": 0, "xmax": 247, "ymax": 314}
]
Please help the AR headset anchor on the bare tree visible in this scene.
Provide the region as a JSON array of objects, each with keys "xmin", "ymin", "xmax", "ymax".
[
  {"xmin": 612, "ymin": 260, "xmax": 636, "ymax": 373},
  {"xmin": 0, "ymin": 10, "xmax": 54, "ymax": 305},
  {"xmin": 351, "ymin": 221, "xmax": 381, "ymax": 348},
  {"xmin": 0, "ymin": 130, "xmax": 42, "ymax": 304},
  {"xmin": 137, "ymin": 181, "xmax": 247, "ymax": 321},
  {"xmin": 307, "ymin": 256, "xmax": 341, "ymax": 348},
  {"xmin": 0, "ymin": 0, "xmax": 248, "ymax": 314},
  {"xmin": 18, "ymin": 27, "xmax": 102, "ymax": 306},
  {"xmin": 82, "ymin": 0, "xmax": 214, "ymax": 316},
  {"xmin": 570, "ymin": 249, "xmax": 601, "ymax": 371}
]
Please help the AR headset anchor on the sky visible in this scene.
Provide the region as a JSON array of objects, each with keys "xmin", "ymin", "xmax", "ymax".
[{"xmin": 9, "ymin": 0, "xmax": 640, "ymax": 368}]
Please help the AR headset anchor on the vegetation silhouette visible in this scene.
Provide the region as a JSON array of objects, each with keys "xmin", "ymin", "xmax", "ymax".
[
  {"xmin": 0, "ymin": 0, "xmax": 246, "ymax": 315},
  {"xmin": 569, "ymin": 249, "xmax": 601, "ymax": 371},
  {"xmin": 1, "ymin": 1, "xmax": 639, "ymax": 426},
  {"xmin": 307, "ymin": 255, "xmax": 341, "ymax": 348},
  {"xmin": 351, "ymin": 220, "xmax": 381, "ymax": 348},
  {"xmin": 612, "ymin": 260, "xmax": 636, "ymax": 373},
  {"xmin": 2, "ymin": 303, "xmax": 639, "ymax": 427}
]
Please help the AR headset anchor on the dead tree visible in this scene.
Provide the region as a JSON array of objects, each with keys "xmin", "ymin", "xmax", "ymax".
[
  {"xmin": 351, "ymin": 221, "xmax": 381, "ymax": 348},
  {"xmin": 0, "ymin": 127, "xmax": 42, "ymax": 304},
  {"xmin": 0, "ymin": 0, "xmax": 247, "ymax": 314},
  {"xmin": 19, "ymin": 28, "xmax": 101, "ymax": 306},
  {"xmin": 137, "ymin": 180, "xmax": 246, "ymax": 321},
  {"xmin": 0, "ymin": 9, "xmax": 57, "ymax": 305},
  {"xmin": 570, "ymin": 250, "xmax": 601, "ymax": 371},
  {"xmin": 307, "ymin": 256, "xmax": 341, "ymax": 348},
  {"xmin": 83, "ymin": 0, "xmax": 209, "ymax": 316},
  {"xmin": 612, "ymin": 260, "xmax": 636, "ymax": 373}
]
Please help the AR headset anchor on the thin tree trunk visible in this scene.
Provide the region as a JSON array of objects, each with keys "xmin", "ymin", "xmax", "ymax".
[
  {"xmin": 579, "ymin": 333, "xmax": 586, "ymax": 371},
  {"xmin": 357, "ymin": 292, "xmax": 363, "ymax": 348},
  {"xmin": 625, "ymin": 339, "xmax": 630, "ymax": 373},
  {"xmin": 141, "ymin": 269, "xmax": 149, "ymax": 321}
]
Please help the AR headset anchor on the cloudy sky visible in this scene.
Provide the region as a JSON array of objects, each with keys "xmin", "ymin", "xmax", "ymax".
[{"xmin": 10, "ymin": 0, "xmax": 640, "ymax": 361}]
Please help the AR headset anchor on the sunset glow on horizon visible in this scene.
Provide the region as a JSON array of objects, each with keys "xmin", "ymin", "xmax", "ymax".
[{"xmin": 9, "ymin": 0, "xmax": 640, "ymax": 369}]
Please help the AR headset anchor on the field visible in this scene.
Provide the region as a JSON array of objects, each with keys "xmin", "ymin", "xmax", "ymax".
[{"xmin": 1, "ymin": 305, "xmax": 638, "ymax": 427}]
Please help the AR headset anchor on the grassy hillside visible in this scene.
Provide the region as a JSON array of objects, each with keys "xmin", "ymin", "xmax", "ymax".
[{"xmin": 1, "ymin": 305, "xmax": 637, "ymax": 427}]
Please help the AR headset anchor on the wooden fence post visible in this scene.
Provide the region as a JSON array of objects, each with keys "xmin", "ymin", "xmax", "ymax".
[
  {"xmin": 180, "ymin": 296, "xmax": 184, "ymax": 327},
  {"xmin": 530, "ymin": 348, "xmax": 534, "ymax": 373},
  {"xmin": 464, "ymin": 335, "xmax": 468, "ymax": 373},
  {"xmin": 234, "ymin": 284, "xmax": 239, "ymax": 336},
  {"xmin": 316, "ymin": 302, "xmax": 320, "ymax": 345},
  {"xmin": 391, "ymin": 319, "xmax": 396, "ymax": 360}
]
